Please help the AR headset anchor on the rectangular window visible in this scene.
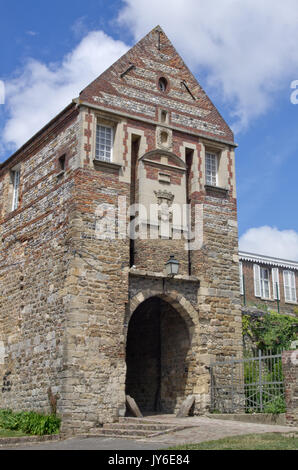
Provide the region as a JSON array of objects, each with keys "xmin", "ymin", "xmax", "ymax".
[
  {"xmin": 283, "ymin": 270, "xmax": 297, "ymax": 303},
  {"xmin": 12, "ymin": 169, "xmax": 20, "ymax": 211},
  {"xmin": 185, "ymin": 148, "xmax": 194, "ymax": 202},
  {"xmin": 205, "ymin": 152, "xmax": 218, "ymax": 186},
  {"xmin": 253, "ymin": 264, "xmax": 261, "ymax": 297},
  {"xmin": 239, "ymin": 262, "xmax": 244, "ymax": 295},
  {"xmin": 272, "ymin": 268, "xmax": 280, "ymax": 300},
  {"xmin": 260, "ymin": 267, "xmax": 270, "ymax": 299},
  {"xmin": 59, "ymin": 154, "xmax": 66, "ymax": 172},
  {"xmin": 95, "ymin": 124, "xmax": 113, "ymax": 162}
]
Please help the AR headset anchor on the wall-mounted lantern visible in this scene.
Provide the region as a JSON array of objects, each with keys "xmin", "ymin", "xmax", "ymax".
[{"xmin": 165, "ymin": 255, "xmax": 180, "ymax": 277}]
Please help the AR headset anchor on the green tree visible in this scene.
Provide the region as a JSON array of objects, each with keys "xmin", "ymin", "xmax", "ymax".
[{"xmin": 243, "ymin": 312, "xmax": 297, "ymax": 354}]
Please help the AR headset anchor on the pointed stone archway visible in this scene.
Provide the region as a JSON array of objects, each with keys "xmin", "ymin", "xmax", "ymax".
[
  {"xmin": 126, "ymin": 290, "xmax": 198, "ymax": 337},
  {"xmin": 125, "ymin": 292, "xmax": 199, "ymax": 415}
]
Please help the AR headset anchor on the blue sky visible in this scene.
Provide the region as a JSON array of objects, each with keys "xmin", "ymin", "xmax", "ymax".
[{"xmin": 1, "ymin": 0, "xmax": 298, "ymax": 259}]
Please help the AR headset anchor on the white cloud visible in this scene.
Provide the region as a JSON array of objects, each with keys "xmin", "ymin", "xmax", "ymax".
[
  {"xmin": 3, "ymin": 2, "xmax": 298, "ymax": 157},
  {"xmin": 1, "ymin": 30, "xmax": 128, "ymax": 155},
  {"xmin": 71, "ymin": 17, "xmax": 89, "ymax": 38},
  {"xmin": 239, "ymin": 226, "xmax": 298, "ymax": 261},
  {"xmin": 118, "ymin": 0, "xmax": 298, "ymax": 131}
]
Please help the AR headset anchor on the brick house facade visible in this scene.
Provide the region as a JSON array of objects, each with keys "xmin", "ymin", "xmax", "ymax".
[
  {"xmin": 239, "ymin": 251, "xmax": 298, "ymax": 315},
  {"xmin": 0, "ymin": 27, "xmax": 242, "ymax": 433}
]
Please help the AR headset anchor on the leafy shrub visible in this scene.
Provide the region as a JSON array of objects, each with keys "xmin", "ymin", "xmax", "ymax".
[
  {"xmin": 0, "ymin": 409, "xmax": 19, "ymax": 430},
  {"xmin": 263, "ymin": 397, "xmax": 286, "ymax": 415},
  {"xmin": 0, "ymin": 409, "xmax": 61, "ymax": 435},
  {"xmin": 243, "ymin": 312, "xmax": 298, "ymax": 353}
]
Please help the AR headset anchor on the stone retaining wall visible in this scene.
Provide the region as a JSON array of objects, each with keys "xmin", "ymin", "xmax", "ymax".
[{"xmin": 282, "ymin": 350, "xmax": 298, "ymax": 426}]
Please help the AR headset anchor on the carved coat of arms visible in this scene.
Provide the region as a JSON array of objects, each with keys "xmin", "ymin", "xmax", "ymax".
[{"xmin": 154, "ymin": 190, "xmax": 175, "ymax": 224}]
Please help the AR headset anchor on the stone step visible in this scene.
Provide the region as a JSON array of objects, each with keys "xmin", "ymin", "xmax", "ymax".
[
  {"xmin": 84, "ymin": 417, "xmax": 197, "ymax": 439},
  {"xmin": 88, "ymin": 427, "xmax": 186, "ymax": 439},
  {"xmin": 78, "ymin": 432, "xmax": 148, "ymax": 440},
  {"xmin": 89, "ymin": 428, "xmax": 194, "ymax": 439},
  {"xmin": 86, "ymin": 433, "xmax": 149, "ymax": 440},
  {"xmin": 91, "ymin": 427, "xmax": 171, "ymax": 437},
  {"xmin": 99, "ymin": 428, "xmax": 156, "ymax": 437},
  {"xmin": 119, "ymin": 417, "xmax": 175, "ymax": 426},
  {"xmin": 96, "ymin": 423, "xmax": 193, "ymax": 439},
  {"xmin": 104, "ymin": 423, "xmax": 172, "ymax": 431}
]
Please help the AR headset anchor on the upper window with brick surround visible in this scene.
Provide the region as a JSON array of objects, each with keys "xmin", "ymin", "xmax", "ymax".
[
  {"xmin": 95, "ymin": 124, "xmax": 113, "ymax": 162},
  {"xmin": 283, "ymin": 270, "xmax": 297, "ymax": 303},
  {"xmin": 158, "ymin": 77, "xmax": 168, "ymax": 93},
  {"xmin": 205, "ymin": 152, "xmax": 218, "ymax": 186}
]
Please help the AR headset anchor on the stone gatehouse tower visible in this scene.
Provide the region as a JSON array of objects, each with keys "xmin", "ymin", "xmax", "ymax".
[{"xmin": 0, "ymin": 27, "xmax": 242, "ymax": 433}]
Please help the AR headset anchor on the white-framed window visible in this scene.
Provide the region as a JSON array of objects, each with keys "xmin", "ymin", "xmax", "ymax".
[
  {"xmin": 95, "ymin": 124, "xmax": 113, "ymax": 162},
  {"xmin": 260, "ymin": 267, "xmax": 270, "ymax": 299},
  {"xmin": 205, "ymin": 152, "xmax": 218, "ymax": 186},
  {"xmin": 254, "ymin": 264, "xmax": 271, "ymax": 299},
  {"xmin": 11, "ymin": 169, "xmax": 20, "ymax": 211},
  {"xmin": 239, "ymin": 262, "xmax": 244, "ymax": 295},
  {"xmin": 272, "ymin": 268, "xmax": 280, "ymax": 300},
  {"xmin": 283, "ymin": 270, "xmax": 297, "ymax": 303},
  {"xmin": 253, "ymin": 264, "xmax": 261, "ymax": 297}
]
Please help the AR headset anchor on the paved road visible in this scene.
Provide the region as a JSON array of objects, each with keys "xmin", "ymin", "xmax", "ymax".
[
  {"xmin": 1, "ymin": 436, "xmax": 163, "ymax": 450},
  {"xmin": 1, "ymin": 416, "xmax": 297, "ymax": 450}
]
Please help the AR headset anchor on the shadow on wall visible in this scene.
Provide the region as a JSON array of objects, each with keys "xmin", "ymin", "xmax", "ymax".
[{"xmin": 125, "ymin": 297, "xmax": 191, "ymax": 414}]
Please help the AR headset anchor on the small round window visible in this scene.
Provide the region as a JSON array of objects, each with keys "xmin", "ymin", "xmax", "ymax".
[{"xmin": 158, "ymin": 77, "xmax": 168, "ymax": 92}]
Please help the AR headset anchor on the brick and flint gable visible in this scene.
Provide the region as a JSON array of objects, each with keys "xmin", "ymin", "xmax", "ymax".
[{"xmin": 79, "ymin": 25, "xmax": 234, "ymax": 145}]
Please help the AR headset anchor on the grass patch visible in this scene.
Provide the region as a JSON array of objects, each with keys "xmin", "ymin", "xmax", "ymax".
[
  {"xmin": 167, "ymin": 433, "xmax": 298, "ymax": 450},
  {"xmin": 0, "ymin": 429, "xmax": 28, "ymax": 438},
  {"xmin": 0, "ymin": 409, "xmax": 61, "ymax": 436}
]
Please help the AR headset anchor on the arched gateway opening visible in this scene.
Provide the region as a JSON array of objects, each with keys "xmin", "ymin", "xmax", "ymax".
[{"xmin": 125, "ymin": 296, "xmax": 193, "ymax": 414}]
